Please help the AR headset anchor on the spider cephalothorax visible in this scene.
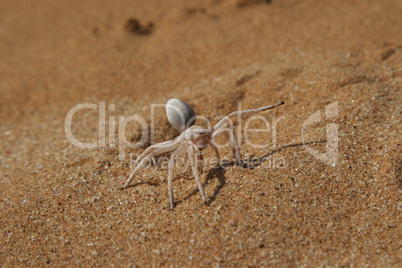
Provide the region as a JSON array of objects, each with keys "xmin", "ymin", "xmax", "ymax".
[
  {"xmin": 181, "ymin": 125, "xmax": 212, "ymax": 150},
  {"xmin": 121, "ymin": 99, "xmax": 284, "ymax": 210}
]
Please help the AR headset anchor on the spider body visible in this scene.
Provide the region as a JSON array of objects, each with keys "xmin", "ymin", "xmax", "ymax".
[
  {"xmin": 121, "ymin": 100, "xmax": 284, "ymax": 210},
  {"xmin": 182, "ymin": 125, "xmax": 212, "ymax": 150}
]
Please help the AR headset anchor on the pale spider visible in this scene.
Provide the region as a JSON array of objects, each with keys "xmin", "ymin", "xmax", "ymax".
[{"xmin": 121, "ymin": 99, "xmax": 284, "ymax": 210}]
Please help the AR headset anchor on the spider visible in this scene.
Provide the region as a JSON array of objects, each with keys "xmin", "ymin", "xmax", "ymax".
[{"xmin": 121, "ymin": 99, "xmax": 285, "ymax": 210}]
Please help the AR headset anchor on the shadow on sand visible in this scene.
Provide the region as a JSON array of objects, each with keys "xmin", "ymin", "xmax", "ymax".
[{"xmin": 175, "ymin": 140, "xmax": 326, "ymax": 208}]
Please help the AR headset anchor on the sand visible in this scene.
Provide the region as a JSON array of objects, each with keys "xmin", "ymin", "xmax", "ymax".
[{"xmin": 0, "ymin": 0, "xmax": 401, "ymax": 266}]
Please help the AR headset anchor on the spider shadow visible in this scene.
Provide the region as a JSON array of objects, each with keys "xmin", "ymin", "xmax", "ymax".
[
  {"xmin": 176, "ymin": 140, "xmax": 327, "ymax": 207},
  {"xmin": 122, "ymin": 173, "xmax": 184, "ymax": 189},
  {"xmin": 175, "ymin": 164, "xmax": 226, "ymax": 207},
  {"xmin": 236, "ymin": 140, "xmax": 327, "ymax": 170},
  {"xmin": 124, "ymin": 181, "xmax": 160, "ymax": 188},
  {"xmin": 124, "ymin": 140, "xmax": 327, "ymax": 208}
]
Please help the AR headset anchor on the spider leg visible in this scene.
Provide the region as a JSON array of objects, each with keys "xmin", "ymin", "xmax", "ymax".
[
  {"xmin": 208, "ymin": 140, "xmax": 221, "ymax": 166},
  {"xmin": 227, "ymin": 121, "xmax": 241, "ymax": 164},
  {"xmin": 168, "ymin": 144, "xmax": 186, "ymax": 210},
  {"xmin": 121, "ymin": 140, "xmax": 178, "ymax": 189},
  {"xmin": 212, "ymin": 101, "xmax": 284, "ymax": 165},
  {"xmin": 196, "ymin": 151, "xmax": 204, "ymax": 174},
  {"xmin": 213, "ymin": 119, "xmax": 241, "ymax": 165},
  {"xmin": 213, "ymin": 101, "xmax": 284, "ymax": 130},
  {"xmin": 187, "ymin": 145, "xmax": 207, "ymax": 204},
  {"xmin": 130, "ymin": 140, "xmax": 175, "ymax": 169},
  {"xmin": 181, "ymin": 154, "xmax": 191, "ymax": 173}
]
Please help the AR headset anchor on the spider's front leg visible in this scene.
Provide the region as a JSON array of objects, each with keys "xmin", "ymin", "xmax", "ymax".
[
  {"xmin": 227, "ymin": 121, "xmax": 241, "ymax": 164},
  {"xmin": 212, "ymin": 101, "xmax": 285, "ymax": 165},
  {"xmin": 187, "ymin": 145, "xmax": 207, "ymax": 204},
  {"xmin": 168, "ymin": 144, "xmax": 186, "ymax": 210},
  {"xmin": 213, "ymin": 120, "xmax": 241, "ymax": 165},
  {"xmin": 121, "ymin": 140, "xmax": 178, "ymax": 189},
  {"xmin": 196, "ymin": 151, "xmax": 204, "ymax": 174},
  {"xmin": 208, "ymin": 140, "xmax": 221, "ymax": 167}
]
